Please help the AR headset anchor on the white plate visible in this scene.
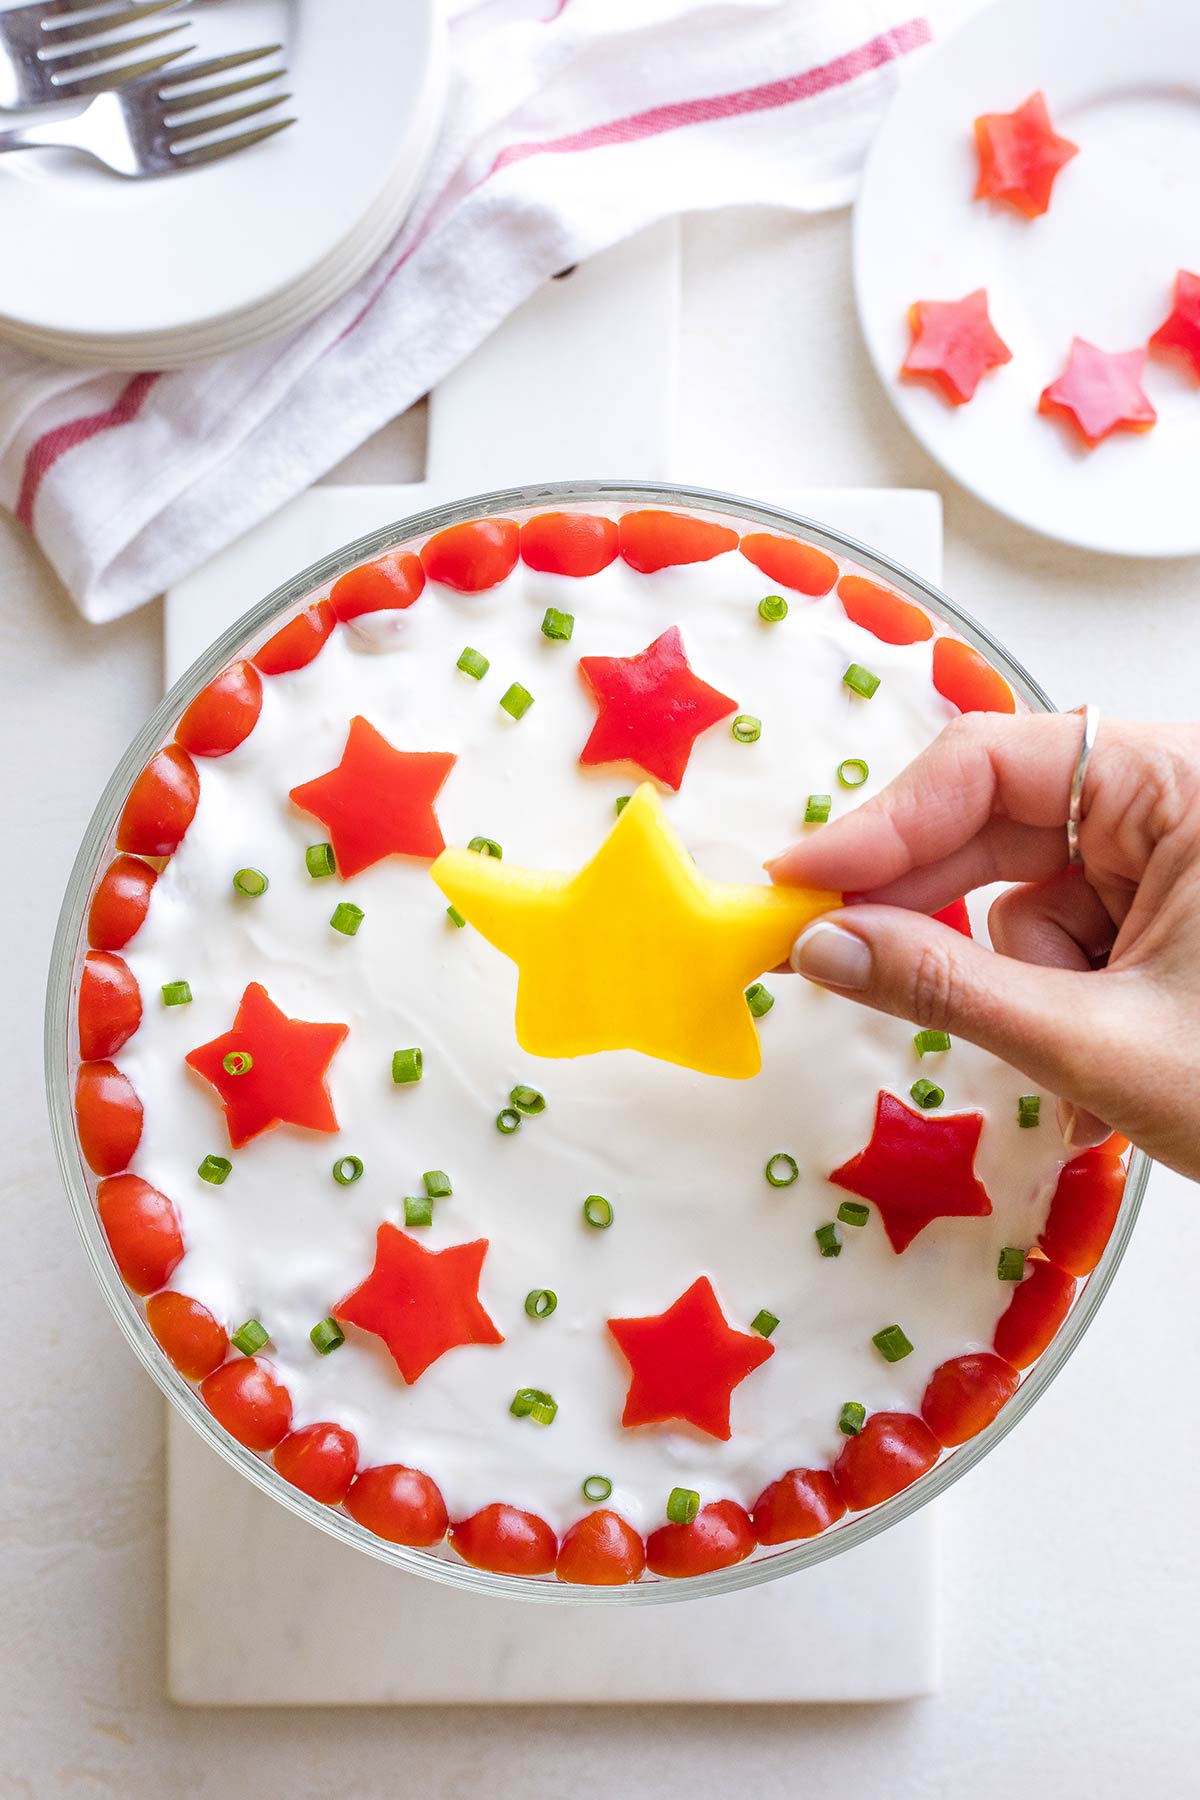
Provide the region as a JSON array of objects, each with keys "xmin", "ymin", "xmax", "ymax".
[
  {"xmin": 0, "ymin": 0, "xmax": 440, "ymax": 356},
  {"xmin": 854, "ymin": 0, "xmax": 1200, "ymax": 558}
]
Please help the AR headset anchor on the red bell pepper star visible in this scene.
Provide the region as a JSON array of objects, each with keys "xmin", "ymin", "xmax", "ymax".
[
  {"xmin": 901, "ymin": 290, "xmax": 1013, "ymax": 405},
  {"xmin": 289, "ymin": 715, "xmax": 456, "ymax": 877},
  {"xmin": 334, "ymin": 1223, "xmax": 503, "ymax": 1385},
  {"xmin": 577, "ymin": 626, "xmax": 738, "ymax": 791},
  {"xmin": 1150, "ymin": 270, "xmax": 1200, "ymax": 381},
  {"xmin": 186, "ymin": 982, "xmax": 348, "ymax": 1148},
  {"xmin": 608, "ymin": 1276, "xmax": 773, "ymax": 1441},
  {"xmin": 974, "ymin": 91, "xmax": 1078, "ymax": 218},
  {"xmin": 829, "ymin": 1091, "xmax": 993, "ymax": 1255},
  {"xmin": 1038, "ymin": 339, "xmax": 1157, "ymax": 448}
]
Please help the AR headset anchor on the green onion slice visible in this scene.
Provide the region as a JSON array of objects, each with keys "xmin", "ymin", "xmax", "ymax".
[
  {"xmin": 872, "ymin": 1324, "xmax": 914, "ymax": 1363},
  {"xmin": 843, "ymin": 663, "xmax": 881, "ymax": 699},
  {"xmin": 310, "ymin": 1317, "xmax": 345, "ymax": 1356},
  {"xmin": 333, "ymin": 1154, "xmax": 363, "ymax": 1186},
  {"xmin": 836, "ymin": 758, "xmax": 869, "ymax": 788},
  {"xmin": 815, "ymin": 1222, "xmax": 841, "ymax": 1258},
  {"xmin": 457, "ymin": 646, "xmax": 489, "ymax": 680},
  {"xmin": 758, "ymin": 594, "xmax": 788, "ymax": 622},
  {"xmin": 446, "ymin": 905, "xmax": 467, "ymax": 929},
  {"xmin": 232, "ymin": 1318, "xmax": 269, "ymax": 1357},
  {"xmin": 541, "ymin": 607, "xmax": 575, "ymax": 642},
  {"xmin": 468, "ymin": 836, "xmax": 503, "ymax": 859},
  {"xmin": 232, "ymin": 867, "xmax": 269, "ymax": 897},
  {"xmin": 666, "ymin": 1487, "xmax": 700, "ymax": 1525},
  {"xmin": 997, "ymin": 1246, "xmax": 1027, "ymax": 1282},
  {"xmin": 615, "ymin": 794, "xmax": 631, "ymax": 816},
  {"xmin": 391, "ymin": 1047, "xmax": 423, "ymax": 1084},
  {"xmin": 765, "ymin": 1152, "xmax": 799, "ymax": 1188},
  {"xmin": 732, "ymin": 714, "xmax": 762, "ymax": 744},
  {"xmin": 330, "ymin": 902, "xmax": 364, "ymax": 937},
  {"xmin": 496, "ymin": 1107, "xmax": 521, "ymax": 1135},
  {"xmin": 805, "ymin": 793, "xmax": 832, "ymax": 824},
  {"xmin": 745, "ymin": 982, "xmax": 775, "ymax": 1018},
  {"xmin": 405, "ymin": 1194, "xmax": 433, "ymax": 1228},
  {"xmin": 839, "ymin": 1401, "xmax": 866, "ymax": 1437},
  {"xmin": 910, "ymin": 1078, "xmax": 945, "ymax": 1109},
  {"xmin": 913, "ymin": 1029, "xmax": 952, "ymax": 1057},
  {"xmin": 583, "ymin": 1193, "xmax": 613, "ymax": 1229},
  {"xmin": 500, "ymin": 682, "xmax": 534, "ymax": 720},
  {"xmin": 582, "ymin": 1475, "xmax": 613, "ymax": 1504},
  {"xmin": 524, "ymin": 1288, "xmax": 558, "ymax": 1320},
  {"xmin": 198, "ymin": 1154, "xmax": 231, "ymax": 1185},
  {"xmin": 222, "ymin": 1050, "xmax": 253, "ymax": 1076},
  {"xmin": 423, "ymin": 1169, "xmax": 452, "ymax": 1199},
  {"xmin": 510, "ymin": 1085, "xmax": 546, "ymax": 1115},
  {"xmin": 510, "ymin": 1387, "xmax": 557, "ymax": 1425},
  {"xmin": 162, "ymin": 980, "xmax": 192, "ymax": 1006},
  {"xmin": 305, "ymin": 842, "xmax": 335, "ymax": 879},
  {"xmin": 751, "ymin": 1308, "xmax": 779, "ymax": 1338},
  {"xmin": 837, "ymin": 1200, "xmax": 869, "ymax": 1227},
  {"xmin": 1018, "ymin": 1094, "xmax": 1041, "ymax": 1128}
]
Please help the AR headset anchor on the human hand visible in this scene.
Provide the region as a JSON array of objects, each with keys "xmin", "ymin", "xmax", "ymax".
[{"xmin": 768, "ymin": 712, "xmax": 1200, "ymax": 1181}]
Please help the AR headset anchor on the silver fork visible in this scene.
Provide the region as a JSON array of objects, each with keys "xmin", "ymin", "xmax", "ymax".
[
  {"xmin": 0, "ymin": 0, "xmax": 192, "ymax": 110},
  {"xmin": 0, "ymin": 45, "xmax": 293, "ymax": 176}
]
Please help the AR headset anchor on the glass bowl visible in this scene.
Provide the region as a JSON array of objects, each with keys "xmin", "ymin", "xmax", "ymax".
[{"xmin": 45, "ymin": 480, "xmax": 1148, "ymax": 1604}]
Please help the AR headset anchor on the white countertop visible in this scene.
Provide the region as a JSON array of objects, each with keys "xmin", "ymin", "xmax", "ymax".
[{"xmin": 5, "ymin": 90, "xmax": 1199, "ymax": 1800}]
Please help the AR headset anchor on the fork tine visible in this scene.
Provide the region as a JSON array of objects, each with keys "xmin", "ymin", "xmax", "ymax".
[
  {"xmin": 166, "ymin": 92, "xmax": 290, "ymax": 142},
  {"xmin": 157, "ymin": 44, "xmax": 281, "ymax": 87},
  {"xmin": 55, "ymin": 41, "xmax": 189, "ymax": 95},
  {"xmin": 45, "ymin": 22, "xmax": 189, "ymax": 74},
  {"xmin": 40, "ymin": 3, "xmax": 185, "ymax": 46},
  {"xmin": 160, "ymin": 68, "xmax": 283, "ymax": 112},
  {"xmin": 172, "ymin": 114, "xmax": 295, "ymax": 169}
]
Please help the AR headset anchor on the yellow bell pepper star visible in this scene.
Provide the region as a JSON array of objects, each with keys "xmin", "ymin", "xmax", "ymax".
[{"xmin": 431, "ymin": 784, "xmax": 839, "ymax": 1080}]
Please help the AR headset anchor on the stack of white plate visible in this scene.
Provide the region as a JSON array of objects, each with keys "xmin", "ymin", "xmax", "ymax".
[{"xmin": 0, "ymin": 0, "xmax": 445, "ymax": 369}]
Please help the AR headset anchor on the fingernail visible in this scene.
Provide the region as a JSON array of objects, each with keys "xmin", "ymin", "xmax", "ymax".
[{"xmin": 791, "ymin": 920, "xmax": 873, "ymax": 990}]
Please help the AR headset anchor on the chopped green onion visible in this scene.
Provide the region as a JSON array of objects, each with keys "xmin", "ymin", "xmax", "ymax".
[
  {"xmin": 468, "ymin": 836, "xmax": 503, "ymax": 859},
  {"xmin": 305, "ymin": 842, "xmax": 335, "ymax": 879},
  {"xmin": 500, "ymin": 682, "xmax": 534, "ymax": 721},
  {"xmin": 758, "ymin": 594, "xmax": 788, "ymax": 623},
  {"xmin": 232, "ymin": 1318, "xmax": 269, "ymax": 1357},
  {"xmin": 873, "ymin": 1324, "xmax": 914, "ymax": 1363},
  {"xmin": 198, "ymin": 1154, "xmax": 231, "ymax": 1185},
  {"xmin": 332, "ymin": 1155, "xmax": 363, "ymax": 1186},
  {"xmin": 524, "ymin": 1288, "xmax": 557, "ymax": 1319},
  {"xmin": 391, "ymin": 1047, "xmax": 423, "ymax": 1084},
  {"xmin": 496, "ymin": 1108, "xmax": 521, "ymax": 1135},
  {"xmin": 510, "ymin": 1387, "xmax": 557, "ymax": 1425},
  {"xmin": 457, "ymin": 646, "xmax": 489, "ymax": 680},
  {"xmin": 805, "ymin": 793, "xmax": 832, "ymax": 824},
  {"xmin": 837, "ymin": 758, "xmax": 869, "ymax": 788},
  {"xmin": 222, "ymin": 1050, "xmax": 253, "ymax": 1076},
  {"xmin": 582, "ymin": 1475, "xmax": 613, "ymax": 1504},
  {"xmin": 423, "ymin": 1169, "xmax": 452, "ymax": 1199},
  {"xmin": 745, "ymin": 982, "xmax": 775, "ymax": 1018},
  {"xmin": 310, "ymin": 1317, "xmax": 345, "ymax": 1356},
  {"xmin": 162, "ymin": 980, "xmax": 192, "ymax": 1006},
  {"xmin": 583, "ymin": 1193, "xmax": 613, "ymax": 1229},
  {"xmin": 910, "ymin": 1078, "xmax": 945, "ymax": 1110},
  {"xmin": 732, "ymin": 714, "xmax": 762, "ymax": 744},
  {"xmin": 998, "ymin": 1246, "xmax": 1027, "ymax": 1282},
  {"xmin": 843, "ymin": 663, "xmax": 881, "ymax": 699},
  {"xmin": 446, "ymin": 905, "xmax": 467, "ymax": 929},
  {"xmin": 330, "ymin": 901, "xmax": 364, "ymax": 937},
  {"xmin": 666, "ymin": 1487, "xmax": 700, "ymax": 1525},
  {"xmin": 1018, "ymin": 1095, "xmax": 1041, "ymax": 1129},
  {"xmin": 751, "ymin": 1308, "xmax": 779, "ymax": 1338},
  {"xmin": 510, "ymin": 1085, "xmax": 546, "ymax": 1115},
  {"xmin": 837, "ymin": 1200, "xmax": 870, "ymax": 1228},
  {"xmin": 541, "ymin": 606, "xmax": 575, "ymax": 642},
  {"xmin": 615, "ymin": 794, "xmax": 632, "ymax": 817},
  {"xmin": 528, "ymin": 1396, "xmax": 558, "ymax": 1426},
  {"xmin": 839, "ymin": 1401, "xmax": 866, "ymax": 1437},
  {"xmin": 913, "ymin": 1029, "xmax": 952, "ymax": 1057},
  {"xmin": 405, "ymin": 1194, "xmax": 433, "ymax": 1228},
  {"xmin": 815, "ymin": 1222, "xmax": 842, "ymax": 1258},
  {"xmin": 232, "ymin": 867, "xmax": 269, "ymax": 897},
  {"xmin": 765, "ymin": 1152, "xmax": 799, "ymax": 1188}
]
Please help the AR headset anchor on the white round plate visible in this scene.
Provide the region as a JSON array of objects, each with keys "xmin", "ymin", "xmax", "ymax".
[
  {"xmin": 854, "ymin": 0, "xmax": 1200, "ymax": 558},
  {"xmin": 0, "ymin": 0, "xmax": 441, "ymax": 357}
]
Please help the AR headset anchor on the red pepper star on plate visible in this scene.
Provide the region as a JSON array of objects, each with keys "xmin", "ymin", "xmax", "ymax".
[
  {"xmin": 1038, "ymin": 339, "xmax": 1157, "ymax": 448},
  {"xmin": 902, "ymin": 289, "xmax": 1013, "ymax": 405},
  {"xmin": 186, "ymin": 981, "xmax": 348, "ymax": 1148},
  {"xmin": 334, "ymin": 1223, "xmax": 503, "ymax": 1385},
  {"xmin": 608, "ymin": 1275, "xmax": 773, "ymax": 1441},
  {"xmin": 829, "ymin": 1090, "xmax": 992, "ymax": 1255},
  {"xmin": 577, "ymin": 626, "xmax": 738, "ymax": 790},
  {"xmin": 289, "ymin": 715, "xmax": 456, "ymax": 877},
  {"xmin": 974, "ymin": 90, "xmax": 1078, "ymax": 218},
  {"xmin": 1150, "ymin": 269, "xmax": 1200, "ymax": 380}
]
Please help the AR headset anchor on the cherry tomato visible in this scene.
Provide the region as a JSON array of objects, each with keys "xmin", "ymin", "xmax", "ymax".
[
  {"xmin": 738, "ymin": 531, "xmax": 838, "ymax": 596},
  {"xmin": 519, "ymin": 511, "xmax": 619, "ymax": 577},
  {"xmin": 932, "ymin": 637, "xmax": 1016, "ymax": 715},
  {"xmin": 751, "ymin": 1467, "xmax": 846, "ymax": 1544},
  {"xmin": 618, "ymin": 510, "xmax": 738, "ymax": 574},
  {"xmin": 116, "ymin": 743, "xmax": 199, "ymax": 857},
  {"xmin": 97, "ymin": 1173, "xmax": 183, "ymax": 1295},
  {"xmin": 933, "ymin": 898, "xmax": 972, "ymax": 938},
  {"xmin": 920, "ymin": 1352, "xmax": 1019, "ymax": 1448},
  {"xmin": 645, "ymin": 1500, "xmax": 756, "ymax": 1577},
  {"xmin": 343, "ymin": 1465, "xmax": 449, "ymax": 1546},
  {"xmin": 78, "ymin": 951, "xmax": 142, "ymax": 1060},
  {"xmin": 75, "ymin": 1060, "xmax": 142, "ymax": 1175},
  {"xmin": 992, "ymin": 1261, "xmax": 1076, "ymax": 1370},
  {"xmin": 330, "ymin": 552, "xmax": 425, "ymax": 620},
  {"xmin": 834, "ymin": 1412, "xmax": 940, "ymax": 1511},
  {"xmin": 146, "ymin": 1290, "xmax": 228, "ymax": 1379},
  {"xmin": 420, "ymin": 519, "xmax": 519, "ymax": 592},
  {"xmin": 201, "ymin": 1358, "xmax": 293, "ymax": 1451},
  {"xmin": 175, "ymin": 660, "xmax": 263, "ymax": 757},
  {"xmin": 1038, "ymin": 1148, "xmax": 1126, "ymax": 1277},
  {"xmin": 87, "ymin": 854, "xmax": 157, "ymax": 951},
  {"xmin": 837, "ymin": 575, "xmax": 933, "ymax": 646},
  {"xmin": 274, "ymin": 1422, "xmax": 359, "ymax": 1505},
  {"xmin": 253, "ymin": 600, "xmax": 336, "ymax": 676},
  {"xmin": 555, "ymin": 1510, "xmax": 646, "ymax": 1585},
  {"xmin": 450, "ymin": 1503, "xmax": 558, "ymax": 1576}
]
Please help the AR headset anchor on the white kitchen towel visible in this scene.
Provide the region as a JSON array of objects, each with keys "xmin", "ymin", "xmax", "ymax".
[{"xmin": 0, "ymin": 0, "xmax": 930, "ymax": 623}]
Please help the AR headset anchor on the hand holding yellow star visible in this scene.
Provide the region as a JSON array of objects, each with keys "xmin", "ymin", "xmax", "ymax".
[{"xmin": 431, "ymin": 785, "xmax": 838, "ymax": 1079}]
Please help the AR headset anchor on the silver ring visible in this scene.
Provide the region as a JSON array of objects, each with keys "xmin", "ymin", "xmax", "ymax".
[{"xmin": 1067, "ymin": 704, "xmax": 1099, "ymax": 867}]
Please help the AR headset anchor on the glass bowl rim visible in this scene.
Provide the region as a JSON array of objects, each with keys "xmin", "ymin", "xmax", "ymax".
[{"xmin": 44, "ymin": 477, "xmax": 1149, "ymax": 1605}]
